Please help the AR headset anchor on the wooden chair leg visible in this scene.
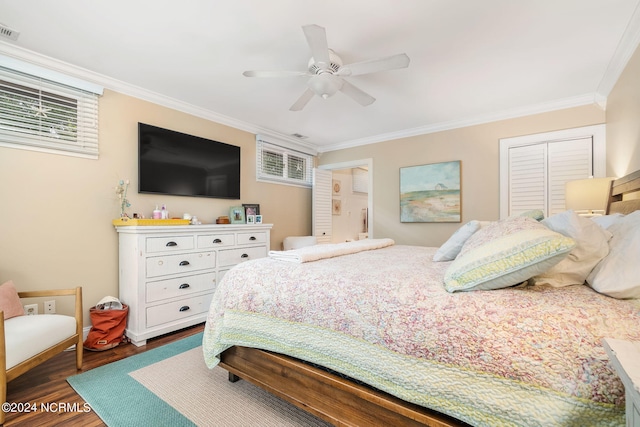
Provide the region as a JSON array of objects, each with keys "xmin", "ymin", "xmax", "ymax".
[
  {"xmin": 75, "ymin": 287, "xmax": 83, "ymax": 371},
  {"xmin": 0, "ymin": 315, "xmax": 6, "ymax": 426}
]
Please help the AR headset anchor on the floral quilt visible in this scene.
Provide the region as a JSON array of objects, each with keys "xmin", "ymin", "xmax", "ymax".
[{"xmin": 203, "ymin": 245, "xmax": 640, "ymax": 426}]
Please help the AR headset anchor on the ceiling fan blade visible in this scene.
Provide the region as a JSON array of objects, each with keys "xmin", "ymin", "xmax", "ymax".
[
  {"xmin": 243, "ymin": 70, "xmax": 309, "ymax": 78},
  {"xmin": 289, "ymin": 89, "xmax": 315, "ymax": 111},
  {"xmin": 337, "ymin": 53, "xmax": 410, "ymax": 77},
  {"xmin": 302, "ymin": 24, "xmax": 331, "ymax": 70},
  {"xmin": 340, "ymin": 80, "xmax": 375, "ymax": 106}
]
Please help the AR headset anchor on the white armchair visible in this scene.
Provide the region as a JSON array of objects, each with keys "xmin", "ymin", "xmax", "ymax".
[{"xmin": 0, "ymin": 285, "xmax": 83, "ymax": 425}]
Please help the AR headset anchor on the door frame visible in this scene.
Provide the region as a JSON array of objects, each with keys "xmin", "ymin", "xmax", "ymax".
[{"xmin": 318, "ymin": 158, "xmax": 374, "ymax": 238}]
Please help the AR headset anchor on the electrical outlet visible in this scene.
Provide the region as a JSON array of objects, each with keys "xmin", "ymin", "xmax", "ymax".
[
  {"xmin": 44, "ymin": 300, "xmax": 56, "ymax": 314},
  {"xmin": 24, "ymin": 304, "xmax": 38, "ymax": 315}
]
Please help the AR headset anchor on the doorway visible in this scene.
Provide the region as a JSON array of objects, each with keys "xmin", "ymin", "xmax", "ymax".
[{"xmin": 317, "ymin": 159, "xmax": 373, "ymax": 242}]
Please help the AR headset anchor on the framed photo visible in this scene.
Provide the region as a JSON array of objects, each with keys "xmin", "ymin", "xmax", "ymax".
[
  {"xmin": 242, "ymin": 203, "xmax": 260, "ymax": 218},
  {"xmin": 255, "ymin": 215, "xmax": 263, "ymax": 224},
  {"xmin": 229, "ymin": 206, "xmax": 245, "ymax": 224},
  {"xmin": 332, "ymin": 179, "xmax": 342, "ymax": 195},
  {"xmin": 246, "ymin": 214, "xmax": 255, "ymax": 224},
  {"xmin": 332, "ymin": 199, "xmax": 342, "ymax": 215},
  {"xmin": 400, "ymin": 160, "xmax": 461, "ymax": 223}
]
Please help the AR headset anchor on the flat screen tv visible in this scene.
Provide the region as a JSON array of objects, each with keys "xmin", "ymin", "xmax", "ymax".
[{"xmin": 138, "ymin": 123, "xmax": 240, "ymax": 199}]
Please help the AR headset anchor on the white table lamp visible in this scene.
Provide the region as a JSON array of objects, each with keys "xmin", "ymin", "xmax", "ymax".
[{"xmin": 565, "ymin": 177, "xmax": 614, "ymax": 217}]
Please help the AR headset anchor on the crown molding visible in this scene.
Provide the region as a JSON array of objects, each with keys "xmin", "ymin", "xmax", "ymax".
[
  {"xmin": 596, "ymin": 0, "xmax": 640, "ymax": 100},
  {"xmin": 319, "ymin": 93, "xmax": 598, "ymax": 153},
  {"xmin": 0, "ymin": 41, "xmax": 315, "ymax": 153}
]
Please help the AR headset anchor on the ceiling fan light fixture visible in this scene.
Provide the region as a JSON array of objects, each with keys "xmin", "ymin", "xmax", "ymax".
[{"xmin": 308, "ymin": 74, "xmax": 343, "ymax": 99}]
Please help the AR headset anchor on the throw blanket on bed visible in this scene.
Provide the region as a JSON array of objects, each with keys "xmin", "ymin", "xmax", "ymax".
[
  {"xmin": 268, "ymin": 237, "xmax": 394, "ymax": 263},
  {"xmin": 204, "ymin": 245, "xmax": 640, "ymax": 427}
]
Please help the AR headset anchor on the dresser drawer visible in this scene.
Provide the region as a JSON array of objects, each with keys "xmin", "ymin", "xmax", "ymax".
[
  {"xmin": 146, "ymin": 272, "xmax": 216, "ymax": 303},
  {"xmin": 237, "ymin": 232, "xmax": 267, "ymax": 245},
  {"xmin": 146, "ymin": 293, "xmax": 214, "ymax": 328},
  {"xmin": 197, "ymin": 233, "xmax": 235, "ymax": 248},
  {"xmin": 146, "ymin": 251, "xmax": 215, "ymax": 278},
  {"xmin": 218, "ymin": 246, "xmax": 267, "ymax": 267},
  {"xmin": 146, "ymin": 236, "xmax": 194, "ymax": 253}
]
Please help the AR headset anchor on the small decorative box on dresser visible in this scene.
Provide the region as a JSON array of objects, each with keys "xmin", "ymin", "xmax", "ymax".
[
  {"xmin": 115, "ymin": 223, "xmax": 272, "ymax": 346},
  {"xmin": 603, "ymin": 338, "xmax": 640, "ymax": 427}
]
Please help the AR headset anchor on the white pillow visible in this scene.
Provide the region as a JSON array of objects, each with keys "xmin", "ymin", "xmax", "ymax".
[
  {"xmin": 591, "ymin": 213, "xmax": 624, "ymax": 229},
  {"xmin": 531, "ymin": 210, "xmax": 612, "ymax": 287},
  {"xmin": 444, "ymin": 216, "xmax": 575, "ymax": 292},
  {"xmin": 587, "ymin": 210, "xmax": 640, "ymax": 299},
  {"xmin": 433, "ymin": 220, "xmax": 481, "ymax": 261}
]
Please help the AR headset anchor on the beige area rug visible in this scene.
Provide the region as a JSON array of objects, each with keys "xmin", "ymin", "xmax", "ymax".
[{"xmin": 129, "ymin": 346, "xmax": 332, "ymax": 427}]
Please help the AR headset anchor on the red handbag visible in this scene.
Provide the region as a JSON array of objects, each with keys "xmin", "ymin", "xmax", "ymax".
[{"xmin": 83, "ymin": 304, "xmax": 129, "ymax": 351}]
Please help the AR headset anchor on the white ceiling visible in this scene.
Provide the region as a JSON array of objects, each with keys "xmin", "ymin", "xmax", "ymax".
[{"xmin": 1, "ymin": 0, "xmax": 639, "ymax": 153}]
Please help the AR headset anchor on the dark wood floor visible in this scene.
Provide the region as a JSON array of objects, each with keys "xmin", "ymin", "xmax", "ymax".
[{"xmin": 3, "ymin": 324, "xmax": 204, "ymax": 426}]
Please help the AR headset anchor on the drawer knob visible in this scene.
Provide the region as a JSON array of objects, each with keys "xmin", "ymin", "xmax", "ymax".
[
  {"xmin": 166, "ymin": 241, "xmax": 178, "ymax": 247},
  {"xmin": 241, "ymin": 253, "xmax": 249, "ymax": 258},
  {"xmin": 212, "ymin": 238, "xmax": 222, "ymax": 244},
  {"xmin": 179, "ymin": 305, "xmax": 190, "ymax": 312},
  {"xmin": 249, "ymin": 236, "xmax": 257, "ymax": 241},
  {"xmin": 179, "ymin": 260, "xmax": 190, "ymax": 266},
  {"xmin": 179, "ymin": 283, "xmax": 190, "ymax": 289}
]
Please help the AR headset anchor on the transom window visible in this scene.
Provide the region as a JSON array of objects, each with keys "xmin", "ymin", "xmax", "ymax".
[{"xmin": 256, "ymin": 137, "xmax": 314, "ymax": 187}]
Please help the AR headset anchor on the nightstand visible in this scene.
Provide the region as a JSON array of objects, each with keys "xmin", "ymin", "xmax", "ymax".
[{"xmin": 603, "ymin": 338, "xmax": 640, "ymax": 427}]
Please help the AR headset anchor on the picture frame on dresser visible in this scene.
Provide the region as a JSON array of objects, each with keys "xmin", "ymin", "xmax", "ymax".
[
  {"xmin": 242, "ymin": 203, "xmax": 260, "ymax": 218},
  {"xmin": 230, "ymin": 206, "xmax": 245, "ymax": 224}
]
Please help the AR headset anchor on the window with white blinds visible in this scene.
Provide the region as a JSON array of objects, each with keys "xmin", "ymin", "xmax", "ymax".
[
  {"xmin": 352, "ymin": 167, "xmax": 368, "ymax": 193},
  {"xmin": 500, "ymin": 125, "xmax": 605, "ymax": 219},
  {"xmin": 256, "ymin": 137, "xmax": 314, "ymax": 187},
  {"xmin": 0, "ymin": 66, "xmax": 100, "ymax": 159}
]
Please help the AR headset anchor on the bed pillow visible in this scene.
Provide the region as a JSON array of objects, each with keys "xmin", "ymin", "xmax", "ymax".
[
  {"xmin": 531, "ymin": 210, "xmax": 612, "ymax": 287},
  {"xmin": 591, "ymin": 213, "xmax": 624, "ymax": 230},
  {"xmin": 586, "ymin": 210, "xmax": 640, "ymax": 299},
  {"xmin": 0, "ymin": 280, "xmax": 25, "ymax": 319},
  {"xmin": 444, "ymin": 216, "xmax": 575, "ymax": 292},
  {"xmin": 518, "ymin": 209, "xmax": 545, "ymax": 221},
  {"xmin": 433, "ymin": 220, "xmax": 481, "ymax": 261}
]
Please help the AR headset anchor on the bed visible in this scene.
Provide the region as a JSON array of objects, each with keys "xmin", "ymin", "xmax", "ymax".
[{"xmin": 202, "ymin": 170, "xmax": 640, "ymax": 427}]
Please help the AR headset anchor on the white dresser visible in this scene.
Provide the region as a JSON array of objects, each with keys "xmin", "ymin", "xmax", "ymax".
[{"xmin": 115, "ymin": 223, "xmax": 272, "ymax": 346}]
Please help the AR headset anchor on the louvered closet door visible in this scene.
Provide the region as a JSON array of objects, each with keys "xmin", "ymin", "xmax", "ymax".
[
  {"xmin": 547, "ymin": 138, "xmax": 593, "ymax": 215},
  {"xmin": 508, "ymin": 137, "xmax": 593, "ymax": 217},
  {"xmin": 312, "ymin": 168, "xmax": 332, "ymax": 243},
  {"xmin": 509, "ymin": 144, "xmax": 547, "ymax": 216}
]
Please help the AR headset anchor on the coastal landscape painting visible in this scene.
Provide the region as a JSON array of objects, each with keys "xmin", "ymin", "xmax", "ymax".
[{"xmin": 400, "ymin": 161, "xmax": 461, "ymax": 222}]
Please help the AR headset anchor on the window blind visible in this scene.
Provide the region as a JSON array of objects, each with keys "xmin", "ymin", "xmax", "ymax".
[
  {"xmin": 256, "ymin": 137, "xmax": 314, "ymax": 187},
  {"xmin": 0, "ymin": 66, "xmax": 100, "ymax": 159},
  {"xmin": 352, "ymin": 167, "xmax": 368, "ymax": 193}
]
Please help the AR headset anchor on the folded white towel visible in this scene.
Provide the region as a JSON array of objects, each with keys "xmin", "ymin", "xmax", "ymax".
[{"xmin": 268, "ymin": 238, "xmax": 395, "ymax": 263}]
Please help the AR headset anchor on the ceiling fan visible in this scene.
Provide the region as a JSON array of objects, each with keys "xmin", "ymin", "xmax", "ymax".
[{"xmin": 243, "ymin": 24, "xmax": 410, "ymax": 111}]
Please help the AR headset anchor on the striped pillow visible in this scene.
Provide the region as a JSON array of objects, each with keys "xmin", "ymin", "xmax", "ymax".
[{"xmin": 444, "ymin": 217, "xmax": 575, "ymax": 292}]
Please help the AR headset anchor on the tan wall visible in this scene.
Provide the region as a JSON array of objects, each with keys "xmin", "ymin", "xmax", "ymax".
[
  {"xmin": 606, "ymin": 44, "xmax": 640, "ymax": 177},
  {"xmin": 0, "ymin": 90, "xmax": 311, "ymax": 325},
  {"xmin": 319, "ymin": 105, "xmax": 605, "ymax": 247}
]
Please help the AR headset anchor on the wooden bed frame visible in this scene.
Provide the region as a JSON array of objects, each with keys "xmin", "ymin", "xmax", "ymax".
[{"xmin": 219, "ymin": 170, "xmax": 640, "ymax": 427}]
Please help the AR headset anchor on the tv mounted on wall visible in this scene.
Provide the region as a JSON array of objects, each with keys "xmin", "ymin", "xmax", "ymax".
[{"xmin": 138, "ymin": 123, "xmax": 241, "ymax": 199}]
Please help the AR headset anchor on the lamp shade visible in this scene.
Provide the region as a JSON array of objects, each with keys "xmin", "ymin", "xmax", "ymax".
[{"xmin": 565, "ymin": 177, "xmax": 614, "ymax": 215}]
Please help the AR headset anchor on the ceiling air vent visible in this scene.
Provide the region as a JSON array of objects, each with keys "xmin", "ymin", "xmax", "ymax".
[
  {"xmin": 0, "ymin": 24, "xmax": 20, "ymax": 41},
  {"xmin": 291, "ymin": 133, "xmax": 308, "ymax": 139}
]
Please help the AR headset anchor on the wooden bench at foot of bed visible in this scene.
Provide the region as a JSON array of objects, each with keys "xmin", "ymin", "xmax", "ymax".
[{"xmin": 219, "ymin": 346, "xmax": 466, "ymax": 427}]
